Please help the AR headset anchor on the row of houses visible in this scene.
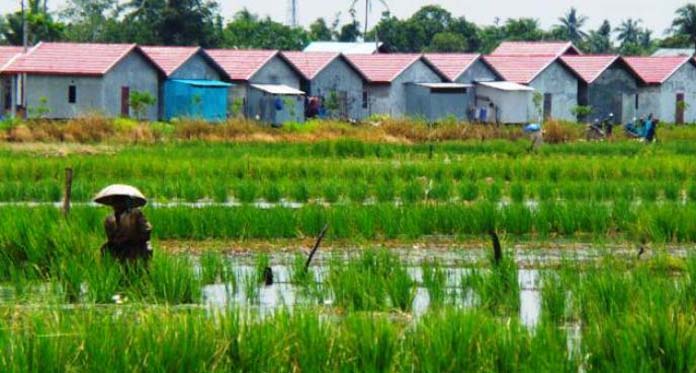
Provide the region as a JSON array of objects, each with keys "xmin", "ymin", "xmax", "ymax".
[{"xmin": 1, "ymin": 41, "xmax": 695, "ymax": 124}]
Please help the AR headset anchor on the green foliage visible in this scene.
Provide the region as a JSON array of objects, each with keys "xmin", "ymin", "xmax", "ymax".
[
  {"xmin": 28, "ymin": 96, "xmax": 50, "ymax": 119},
  {"xmin": 128, "ymin": 90, "xmax": 156, "ymax": 120}
]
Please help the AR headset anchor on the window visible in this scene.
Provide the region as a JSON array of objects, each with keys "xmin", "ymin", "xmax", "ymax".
[
  {"xmin": 362, "ymin": 91, "xmax": 368, "ymax": 109},
  {"xmin": 68, "ymin": 85, "xmax": 76, "ymax": 104},
  {"xmin": 635, "ymin": 94, "xmax": 639, "ymax": 110}
]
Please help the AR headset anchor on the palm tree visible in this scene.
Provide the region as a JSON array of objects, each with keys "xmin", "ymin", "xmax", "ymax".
[
  {"xmin": 616, "ymin": 18, "xmax": 642, "ymax": 46},
  {"xmin": 350, "ymin": 0, "xmax": 388, "ymax": 38},
  {"xmin": 672, "ymin": 4, "xmax": 696, "ymax": 52},
  {"xmin": 557, "ymin": 7, "xmax": 588, "ymax": 43}
]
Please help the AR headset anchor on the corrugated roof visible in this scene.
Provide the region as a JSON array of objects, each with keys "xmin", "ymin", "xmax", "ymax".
[
  {"xmin": 3, "ymin": 42, "xmax": 154, "ymax": 76},
  {"xmin": 205, "ymin": 49, "xmax": 279, "ymax": 81},
  {"xmin": 141, "ymin": 46, "xmax": 200, "ymax": 76},
  {"xmin": 250, "ymin": 84, "xmax": 304, "ymax": 95},
  {"xmin": 281, "ymin": 51, "xmax": 340, "ymax": 80},
  {"xmin": 170, "ymin": 79, "xmax": 232, "ymax": 87},
  {"xmin": 491, "ymin": 41, "xmax": 580, "ymax": 57},
  {"xmin": 304, "ymin": 41, "xmax": 382, "ymax": 54},
  {"xmin": 483, "ymin": 55, "xmax": 559, "ymax": 84},
  {"xmin": 560, "ymin": 55, "xmax": 621, "ymax": 83},
  {"xmin": 477, "ymin": 81, "xmax": 534, "ymax": 91},
  {"xmin": 343, "ymin": 54, "xmax": 425, "ymax": 83},
  {"xmin": 623, "ymin": 56, "xmax": 692, "ymax": 84},
  {"xmin": 0, "ymin": 46, "xmax": 24, "ymax": 71},
  {"xmin": 422, "ymin": 53, "xmax": 480, "ymax": 82}
]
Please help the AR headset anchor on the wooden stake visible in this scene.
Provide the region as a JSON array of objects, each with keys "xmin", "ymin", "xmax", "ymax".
[
  {"xmin": 305, "ymin": 224, "xmax": 329, "ymax": 272},
  {"xmin": 63, "ymin": 168, "xmax": 73, "ymax": 218},
  {"xmin": 489, "ymin": 230, "xmax": 502, "ymax": 266}
]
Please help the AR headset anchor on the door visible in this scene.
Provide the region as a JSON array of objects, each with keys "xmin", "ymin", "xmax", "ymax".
[
  {"xmin": 621, "ymin": 94, "xmax": 635, "ymax": 124},
  {"xmin": 543, "ymin": 93, "xmax": 553, "ymax": 120},
  {"xmin": 676, "ymin": 93, "xmax": 685, "ymax": 124},
  {"xmin": 121, "ymin": 86, "xmax": 130, "ymax": 117}
]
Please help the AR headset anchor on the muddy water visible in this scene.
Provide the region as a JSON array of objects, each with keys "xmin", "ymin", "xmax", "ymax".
[{"xmin": 201, "ymin": 262, "xmax": 542, "ymax": 327}]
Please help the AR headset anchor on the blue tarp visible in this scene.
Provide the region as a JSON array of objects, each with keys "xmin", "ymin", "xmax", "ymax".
[{"xmin": 163, "ymin": 79, "xmax": 232, "ymax": 121}]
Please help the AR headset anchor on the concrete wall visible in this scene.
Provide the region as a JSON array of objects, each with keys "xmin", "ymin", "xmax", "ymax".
[
  {"xmin": 310, "ymin": 58, "xmax": 366, "ymax": 120},
  {"xmin": 250, "ymin": 56, "xmax": 301, "ymax": 89},
  {"xmin": 247, "ymin": 88, "xmax": 304, "ymax": 125},
  {"xmin": 659, "ymin": 63, "xmax": 696, "ymax": 123},
  {"xmin": 456, "ymin": 60, "xmax": 498, "ymax": 84},
  {"xmin": 529, "ymin": 61, "xmax": 578, "ymax": 121},
  {"xmin": 475, "ymin": 85, "xmax": 534, "ymax": 124},
  {"xmin": 588, "ymin": 65, "xmax": 639, "ymax": 123},
  {"xmin": 26, "ymin": 75, "xmax": 104, "ymax": 119},
  {"xmin": 170, "ymin": 54, "xmax": 222, "ymax": 81},
  {"xmin": 367, "ymin": 60, "xmax": 442, "ymax": 118},
  {"xmin": 102, "ymin": 51, "xmax": 160, "ymax": 120},
  {"xmin": 405, "ymin": 84, "xmax": 468, "ymax": 122},
  {"xmin": 230, "ymin": 56, "xmax": 302, "ymax": 119}
]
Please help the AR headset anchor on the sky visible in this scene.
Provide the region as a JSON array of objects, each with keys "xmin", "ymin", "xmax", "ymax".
[{"xmin": 0, "ymin": 0, "xmax": 688, "ymax": 37}]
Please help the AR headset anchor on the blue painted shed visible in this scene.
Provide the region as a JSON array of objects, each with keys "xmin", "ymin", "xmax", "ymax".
[{"xmin": 163, "ymin": 79, "xmax": 231, "ymax": 121}]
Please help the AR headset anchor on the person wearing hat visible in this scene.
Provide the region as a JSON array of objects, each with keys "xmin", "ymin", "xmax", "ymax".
[{"xmin": 94, "ymin": 185, "xmax": 152, "ymax": 263}]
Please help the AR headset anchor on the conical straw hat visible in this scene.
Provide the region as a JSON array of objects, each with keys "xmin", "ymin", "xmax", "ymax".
[{"xmin": 93, "ymin": 184, "xmax": 147, "ymax": 207}]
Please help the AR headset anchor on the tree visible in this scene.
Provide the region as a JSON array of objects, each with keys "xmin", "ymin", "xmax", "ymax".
[
  {"xmin": 350, "ymin": 0, "xmax": 388, "ymax": 38},
  {"xmin": 556, "ymin": 7, "xmax": 588, "ymax": 43},
  {"xmin": 504, "ymin": 18, "xmax": 544, "ymax": 41},
  {"xmin": 584, "ymin": 20, "xmax": 613, "ymax": 53},
  {"xmin": 337, "ymin": 8, "xmax": 361, "ymax": 42},
  {"xmin": 672, "ymin": 4, "xmax": 696, "ymax": 51},
  {"xmin": 60, "ymin": 0, "xmax": 125, "ymax": 42},
  {"xmin": 129, "ymin": 90, "xmax": 156, "ymax": 121},
  {"xmin": 224, "ymin": 10, "xmax": 309, "ymax": 50},
  {"xmin": 427, "ymin": 32, "xmax": 467, "ymax": 52},
  {"xmin": 616, "ymin": 18, "xmax": 642, "ymax": 46},
  {"xmin": 123, "ymin": 0, "xmax": 223, "ymax": 47},
  {"xmin": 1, "ymin": 0, "xmax": 63, "ymax": 45},
  {"xmin": 309, "ymin": 18, "xmax": 333, "ymax": 41}
]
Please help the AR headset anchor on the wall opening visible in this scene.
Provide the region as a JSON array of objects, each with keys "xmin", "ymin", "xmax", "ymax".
[
  {"xmin": 68, "ymin": 85, "xmax": 76, "ymax": 104},
  {"xmin": 543, "ymin": 93, "xmax": 553, "ymax": 120},
  {"xmin": 676, "ymin": 93, "xmax": 685, "ymax": 124},
  {"xmin": 121, "ymin": 86, "xmax": 130, "ymax": 117}
]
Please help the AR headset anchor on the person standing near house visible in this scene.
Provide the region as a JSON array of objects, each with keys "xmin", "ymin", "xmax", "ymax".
[
  {"xmin": 524, "ymin": 123, "xmax": 543, "ymax": 152},
  {"xmin": 94, "ymin": 185, "xmax": 152, "ymax": 263}
]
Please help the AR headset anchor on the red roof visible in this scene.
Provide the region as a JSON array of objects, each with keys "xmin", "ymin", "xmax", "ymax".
[
  {"xmin": 560, "ymin": 55, "xmax": 621, "ymax": 83},
  {"xmin": 483, "ymin": 55, "xmax": 559, "ymax": 84},
  {"xmin": 623, "ymin": 56, "xmax": 692, "ymax": 84},
  {"xmin": 422, "ymin": 53, "xmax": 481, "ymax": 82},
  {"xmin": 0, "ymin": 46, "xmax": 24, "ymax": 71},
  {"xmin": 205, "ymin": 49, "xmax": 279, "ymax": 81},
  {"xmin": 344, "ymin": 54, "xmax": 425, "ymax": 83},
  {"xmin": 2, "ymin": 42, "xmax": 155, "ymax": 76},
  {"xmin": 140, "ymin": 46, "xmax": 200, "ymax": 76},
  {"xmin": 492, "ymin": 41, "xmax": 580, "ymax": 57},
  {"xmin": 281, "ymin": 51, "xmax": 341, "ymax": 80}
]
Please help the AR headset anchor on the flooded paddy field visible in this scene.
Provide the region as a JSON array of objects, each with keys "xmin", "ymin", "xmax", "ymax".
[{"xmin": 2, "ymin": 139, "xmax": 696, "ymax": 370}]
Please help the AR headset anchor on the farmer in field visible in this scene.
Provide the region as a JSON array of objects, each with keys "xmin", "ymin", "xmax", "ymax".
[
  {"xmin": 524, "ymin": 123, "xmax": 543, "ymax": 152},
  {"xmin": 94, "ymin": 185, "xmax": 153, "ymax": 263}
]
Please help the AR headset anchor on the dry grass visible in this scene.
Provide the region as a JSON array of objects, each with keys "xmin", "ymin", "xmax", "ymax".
[{"xmin": 0, "ymin": 115, "xmax": 616, "ymax": 144}]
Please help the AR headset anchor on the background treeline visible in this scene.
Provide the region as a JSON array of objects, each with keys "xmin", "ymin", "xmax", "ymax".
[{"xmin": 0, "ymin": 1, "xmax": 695, "ymax": 55}]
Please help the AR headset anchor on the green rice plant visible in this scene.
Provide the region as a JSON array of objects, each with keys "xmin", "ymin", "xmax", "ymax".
[
  {"xmin": 510, "ymin": 182, "xmax": 525, "ymax": 203},
  {"xmin": 400, "ymin": 181, "xmax": 424, "ymax": 204},
  {"xmin": 212, "ymin": 183, "xmax": 229, "ymax": 203},
  {"xmin": 463, "ymin": 252, "xmax": 520, "ymax": 316},
  {"xmin": 136, "ymin": 254, "xmax": 201, "ymax": 304},
  {"xmin": 537, "ymin": 182, "xmax": 555, "ymax": 201},
  {"xmin": 688, "ymin": 183, "xmax": 696, "ymax": 202},
  {"xmin": 458, "ymin": 181, "xmax": 479, "ymax": 202},
  {"xmin": 338, "ymin": 314, "xmax": 398, "ymax": 372},
  {"xmin": 262, "ymin": 183, "xmax": 282, "ymax": 203},
  {"xmin": 243, "ymin": 272, "xmax": 260, "ymax": 304},
  {"xmin": 638, "ymin": 182, "xmax": 658, "ymax": 202},
  {"xmin": 254, "ymin": 253, "xmax": 271, "ymax": 283},
  {"xmin": 375, "ymin": 179, "xmax": 395, "ymax": 203},
  {"xmin": 322, "ymin": 181, "xmax": 341, "ymax": 203},
  {"xmin": 663, "ymin": 182, "xmax": 681, "ymax": 201},
  {"xmin": 428, "ymin": 180, "xmax": 452, "ymax": 202},
  {"xmin": 540, "ymin": 272, "xmax": 566, "ymax": 325},
  {"xmin": 422, "ymin": 259, "xmax": 447, "ymax": 308},
  {"xmin": 291, "ymin": 182, "xmax": 310, "ymax": 203},
  {"xmin": 199, "ymin": 252, "xmax": 235, "ymax": 286},
  {"xmin": 384, "ymin": 263, "xmax": 415, "ymax": 312},
  {"xmin": 484, "ymin": 182, "xmax": 502, "ymax": 202},
  {"xmin": 347, "ymin": 181, "xmax": 368, "ymax": 203},
  {"xmin": 234, "ymin": 181, "xmax": 257, "ymax": 204}
]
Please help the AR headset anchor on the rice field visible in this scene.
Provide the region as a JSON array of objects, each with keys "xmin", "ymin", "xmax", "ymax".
[{"xmin": 1, "ymin": 134, "xmax": 695, "ymax": 371}]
